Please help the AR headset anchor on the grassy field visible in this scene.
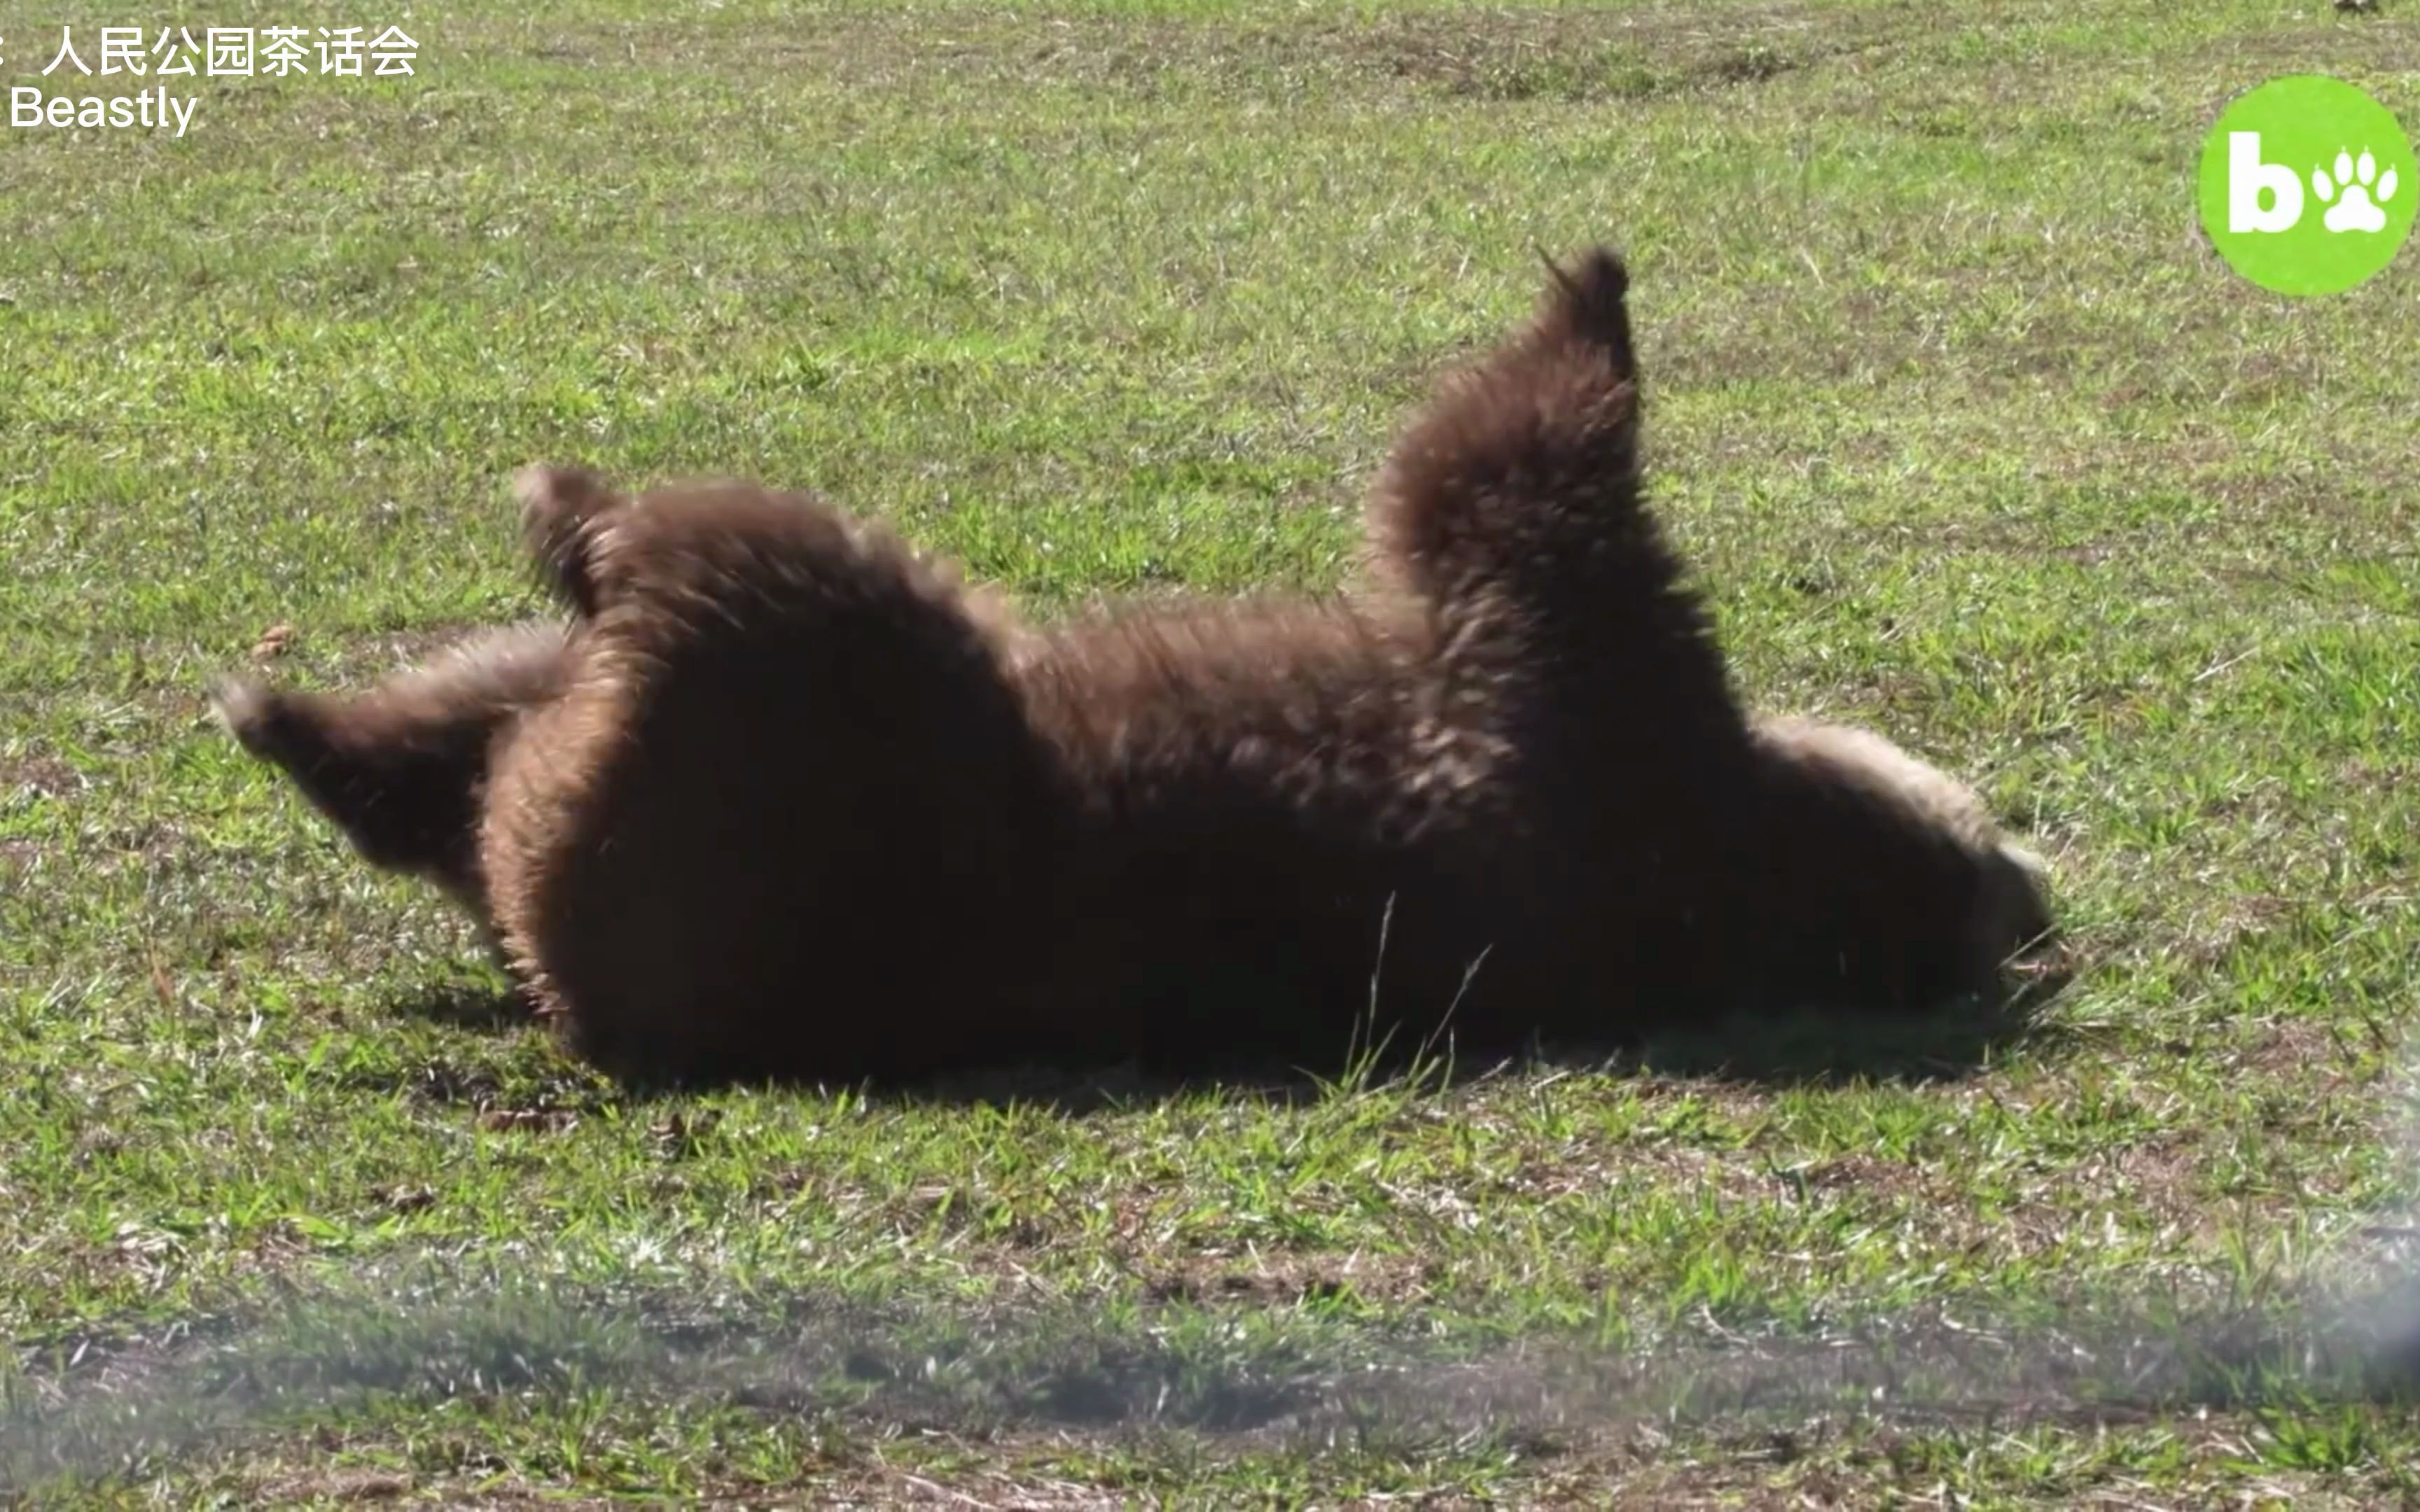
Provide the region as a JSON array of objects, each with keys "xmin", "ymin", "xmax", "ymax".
[{"xmin": 4, "ymin": 0, "xmax": 2419, "ymax": 1503}]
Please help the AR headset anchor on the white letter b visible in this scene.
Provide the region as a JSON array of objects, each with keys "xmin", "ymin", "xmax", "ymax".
[{"xmin": 2229, "ymin": 131, "xmax": 2302, "ymax": 232}]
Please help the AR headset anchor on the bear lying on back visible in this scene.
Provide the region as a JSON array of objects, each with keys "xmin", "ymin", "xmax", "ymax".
[{"xmin": 216, "ymin": 248, "xmax": 2054, "ymax": 1086}]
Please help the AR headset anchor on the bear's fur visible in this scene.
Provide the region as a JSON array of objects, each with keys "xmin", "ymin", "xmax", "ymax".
[{"xmin": 217, "ymin": 247, "xmax": 2055, "ymax": 1086}]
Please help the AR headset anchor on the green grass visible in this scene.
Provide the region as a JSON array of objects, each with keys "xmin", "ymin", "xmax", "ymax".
[{"xmin": 6, "ymin": 0, "xmax": 2420, "ymax": 1502}]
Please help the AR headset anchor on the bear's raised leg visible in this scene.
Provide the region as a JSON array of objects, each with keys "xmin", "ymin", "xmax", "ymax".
[
  {"xmin": 480, "ymin": 474, "xmax": 1071, "ymax": 1086},
  {"xmin": 211, "ymin": 622, "xmax": 572, "ymax": 923}
]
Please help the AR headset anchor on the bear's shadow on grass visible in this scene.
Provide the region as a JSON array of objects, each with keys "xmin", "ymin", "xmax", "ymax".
[
  {"xmin": 384, "ymin": 974, "xmax": 539, "ymax": 1035},
  {"xmin": 380, "ymin": 956, "xmax": 2075, "ymax": 1114}
]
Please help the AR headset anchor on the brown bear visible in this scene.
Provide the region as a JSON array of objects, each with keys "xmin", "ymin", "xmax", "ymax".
[{"xmin": 216, "ymin": 247, "xmax": 2054, "ymax": 1086}]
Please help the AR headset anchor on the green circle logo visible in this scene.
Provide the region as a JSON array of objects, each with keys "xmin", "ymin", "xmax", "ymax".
[{"xmin": 2197, "ymin": 75, "xmax": 2415, "ymax": 295}]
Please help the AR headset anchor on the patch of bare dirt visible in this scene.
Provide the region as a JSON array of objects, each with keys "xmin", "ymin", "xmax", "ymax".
[
  {"xmin": 1142, "ymin": 1247, "xmax": 1442, "ymax": 1310},
  {"xmin": 1, "ymin": 748, "xmax": 83, "ymax": 801}
]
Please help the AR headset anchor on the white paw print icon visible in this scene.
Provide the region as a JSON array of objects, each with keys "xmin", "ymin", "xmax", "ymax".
[{"xmin": 2313, "ymin": 147, "xmax": 2398, "ymax": 233}]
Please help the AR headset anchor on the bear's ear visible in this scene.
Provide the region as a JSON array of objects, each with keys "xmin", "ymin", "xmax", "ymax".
[{"xmin": 514, "ymin": 463, "xmax": 627, "ymax": 617}]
